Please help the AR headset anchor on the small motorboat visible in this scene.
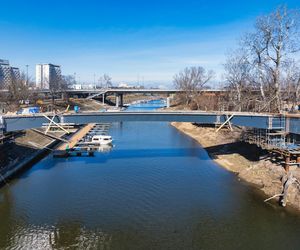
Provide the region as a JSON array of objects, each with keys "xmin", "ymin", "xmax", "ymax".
[{"xmin": 91, "ymin": 135, "xmax": 113, "ymax": 145}]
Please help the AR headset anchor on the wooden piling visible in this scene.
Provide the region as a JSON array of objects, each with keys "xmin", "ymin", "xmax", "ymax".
[
  {"xmin": 297, "ymin": 156, "xmax": 300, "ymax": 164},
  {"xmin": 284, "ymin": 156, "xmax": 290, "ymax": 172}
]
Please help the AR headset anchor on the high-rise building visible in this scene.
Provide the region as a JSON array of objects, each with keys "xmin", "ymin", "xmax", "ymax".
[
  {"xmin": 0, "ymin": 59, "xmax": 20, "ymax": 89},
  {"xmin": 36, "ymin": 63, "xmax": 61, "ymax": 89},
  {"xmin": 11, "ymin": 67, "xmax": 21, "ymax": 82}
]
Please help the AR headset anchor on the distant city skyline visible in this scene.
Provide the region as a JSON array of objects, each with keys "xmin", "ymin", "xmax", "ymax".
[{"xmin": 1, "ymin": 0, "xmax": 299, "ymax": 86}]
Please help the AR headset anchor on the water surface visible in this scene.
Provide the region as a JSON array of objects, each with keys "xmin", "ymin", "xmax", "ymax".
[{"xmin": 0, "ymin": 100, "xmax": 300, "ymax": 249}]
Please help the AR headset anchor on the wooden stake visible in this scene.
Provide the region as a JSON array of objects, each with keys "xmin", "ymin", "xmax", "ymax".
[{"xmin": 284, "ymin": 156, "xmax": 290, "ymax": 172}]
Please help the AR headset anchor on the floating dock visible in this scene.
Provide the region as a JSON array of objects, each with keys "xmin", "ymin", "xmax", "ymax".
[
  {"xmin": 53, "ymin": 123, "xmax": 96, "ymax": 157},
  {"xmin": 53, "ymin": 123, "xmax": 112, "ymax": 158}
]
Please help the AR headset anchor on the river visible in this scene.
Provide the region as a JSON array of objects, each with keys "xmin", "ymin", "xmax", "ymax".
[{"xmin": 0, "ymin": 100, "xmax": 300, "ymax": 249}]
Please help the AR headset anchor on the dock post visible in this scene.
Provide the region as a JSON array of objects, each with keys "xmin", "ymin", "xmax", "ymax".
[
  {"xmin": 120, "ymin": 94, "xmax": 124, "ymax": 107},
  {"xmin": 284, "ymin": 156, "xmax": 290, "ymax": 172}
]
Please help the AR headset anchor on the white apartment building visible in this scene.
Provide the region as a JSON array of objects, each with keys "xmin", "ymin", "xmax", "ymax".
[
  {"xmin": 36, "ymin": 63, "xmax": 61, "ymax": 89},
  {"xmin": 0, "ymin": 59, "xmax": 20, "ymax": 89}
]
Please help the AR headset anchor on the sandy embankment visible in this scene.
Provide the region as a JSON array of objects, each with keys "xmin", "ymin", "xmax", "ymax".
[{"xmin": 171, "ymin": 122, "xmax": 300, "ymax": 211}]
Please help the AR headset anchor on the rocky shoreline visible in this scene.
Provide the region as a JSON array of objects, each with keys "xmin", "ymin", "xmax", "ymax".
[{"xmin": 171, "ymin": 122, "xmax": 300, "ymax": 212}]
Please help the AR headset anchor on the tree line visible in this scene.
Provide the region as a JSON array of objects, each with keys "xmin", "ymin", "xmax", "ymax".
[
  {"xmin": 174, "ymin": 6, "xmax": 300, "ymax": 112},
  {"xmin": 0, "ymin": 71, "xmax": 113, "ymax": 111}
]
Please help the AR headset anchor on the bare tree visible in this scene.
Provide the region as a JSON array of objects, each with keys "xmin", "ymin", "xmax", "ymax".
[
  {"xmin": 227, "ymin": 6, "xmax": 300, "ymax": 112},
  {"xmin": 61, "ymin": 75, "xmax": 75, "ymax": 90},
  {"xmin": 282, "ymin": 59, "xmax": 300, "ymax": 105},
  {"xmin": 174, "ymin": 66, "xmax": 214, "ymax": 109},
  {"xmin": 243, "ymin": 31, "xmax": 268, "ymax": 102},
  {"xmin": 223, "ymin": 49, "xmax": 253, "ymax": 111},
  {"xmin": 48, "ymin": 75, "xmax": 61, "ymax": 106},
  {"xmin": 7, "ymin": 72, "xmax": 29, "ymax": 103},
  {"xmin": 0, "ymin": 72, "xmax": 30, "ymax": 111},
  {"xmin": 98, "ymin": 74, "xmax": 112, "ymax": 89},
  {"xmin": 254, "ymin": 6, "xmax": 300, "ymax": 111}
]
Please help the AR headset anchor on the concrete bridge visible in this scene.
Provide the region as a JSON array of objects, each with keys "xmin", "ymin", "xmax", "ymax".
[
  {"xmin": 38, "ymin": 88, "xmax": 224, "ymax": 95},
  {"xmin": 2, "ymin": 110, "xmax": 299, "ymax": 134},
  {"xmin": 0, "ymin": 88, "xmax": 224, "ymax": 107}
]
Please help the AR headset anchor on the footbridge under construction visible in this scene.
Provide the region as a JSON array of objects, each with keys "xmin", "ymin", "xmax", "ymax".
[
  {"xmin": 3, "ymin": 110, "xmax": 300, "ymax": 170},
  {"xmin": 1, "ymin": 111, "xmax": 299, "ymax": 134}
]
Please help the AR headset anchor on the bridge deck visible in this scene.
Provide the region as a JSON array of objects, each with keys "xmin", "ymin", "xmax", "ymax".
[{"xmin": 1, "ymin": 111, "xmax": 276, "ymax": 133}]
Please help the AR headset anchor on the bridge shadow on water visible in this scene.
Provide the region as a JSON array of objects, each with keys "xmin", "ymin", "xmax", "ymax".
[
  {"xmin": 92, "ymin": 147, "xmax": 210, "ymax": 163},
  {"xmin": 61, "ymin": 147, "xmax": 211, "ymax": 164},
  {"xmin": 17, "ymin": 146, "xmax": 213, "ymax": 179},
  {"xmin": 10, "ymin": 140, "xmax": 265, "ymax": 182}
]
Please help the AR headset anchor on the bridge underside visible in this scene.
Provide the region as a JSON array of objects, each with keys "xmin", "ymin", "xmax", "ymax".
[{"xmin": 1, "ymin": 112, "xmax": 274, "ymax": 132}]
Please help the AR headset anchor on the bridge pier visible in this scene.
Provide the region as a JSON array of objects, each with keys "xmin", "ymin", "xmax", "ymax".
[
  {"xmin": 120, "ymin": 94, "xmax": 123, "ymax": 107},
  {"xmin": 102, "ymin": 93, "xmax": 106, "ymax": 105},
  {"xmin": 115, "ymin": 94, "xmax": 124, "ymax": 108},
  {"xmin": 115, "ymin": 94, "xmax": 119, "ymax": 108},
  {"xmin": 166, "ymin": 97, "xmax": 171, "ymax": 108}
]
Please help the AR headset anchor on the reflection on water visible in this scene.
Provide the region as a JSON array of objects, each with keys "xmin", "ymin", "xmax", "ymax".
[
  {"xmin": 97, "ymin": 144, "xmax": 113, "ymax": 153},
  {"xmin": 1, "ymin": 100, "xmax": 300, "ymax": 249}
]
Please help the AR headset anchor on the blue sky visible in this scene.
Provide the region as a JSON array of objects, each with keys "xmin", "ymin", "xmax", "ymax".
[{"xmin": 0, "ymin": 0, "xmax": 299, "ymax": 86}]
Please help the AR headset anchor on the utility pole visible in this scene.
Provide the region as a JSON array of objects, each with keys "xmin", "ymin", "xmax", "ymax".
[
  {"xmin": 25, "ymin": 65, "xmax": 29, "ymax": 85},
  {"xmin": 94, "ymin": 73, "xmax": 96, "ymax": 89}
]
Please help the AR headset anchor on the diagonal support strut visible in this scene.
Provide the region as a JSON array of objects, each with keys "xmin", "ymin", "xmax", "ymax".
[{"xmin": 216, "ymin": 114, "xmax": 235, "ymax": 132}]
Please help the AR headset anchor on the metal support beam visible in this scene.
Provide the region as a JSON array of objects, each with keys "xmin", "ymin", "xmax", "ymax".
[
  {"xmin": 216, "ymin": 114, "xmax": 235, "ymax": 132},
  {"xmin": 225, "ymin": 114, "xmax": 233, "ymax": 131},
  {"xmin": 0, "ymin": 115, "xmax": 5, "ymax": 134},
  {"xmin": 42, "ymin": 114, "xmax": 70, "ymax": 134},
  {"xmin": 44, "ymin": 114, "xmax": 57, "ymax": 134},
  {"xmin": 285, "ymin": 117, "xmax": 290, "ymax": 133}
]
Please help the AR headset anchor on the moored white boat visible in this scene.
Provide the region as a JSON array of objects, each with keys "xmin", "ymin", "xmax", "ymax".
[{"xmin": 91, "ymin": 135, "xmax": 113, "ymax": 145}]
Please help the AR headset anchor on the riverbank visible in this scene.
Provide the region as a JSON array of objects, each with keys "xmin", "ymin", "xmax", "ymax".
[
  {"xmin": 171, "ymin": 122, "xmax": 300, "ymax": 211},
  {"xmin": 0, "ymin": 129, "xmax": 65, "ymax": 186},
  {"xmin": 0, "ymin": 98, "xmax": 106, "ymax": 185}
]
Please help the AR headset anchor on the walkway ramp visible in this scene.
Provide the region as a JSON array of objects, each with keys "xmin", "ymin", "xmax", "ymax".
[
  {"xmin": 86, "ymin": 90, "xmax": 108, "ymax": 100},
  {"xmin": 56, "ymin": 123, "xmax": 95, "ymax": 150}
]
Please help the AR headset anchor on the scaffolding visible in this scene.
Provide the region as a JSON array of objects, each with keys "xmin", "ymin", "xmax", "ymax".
[
  {"xmin": 0, "ymin": 116, "xmax": 4, "ymax": 144},
  {"xmin": 241, "ymin": 115, "xmax": 300, "ymax": 170},
  {"xmin": 242, "ymin": 116, "xmax": 288, "ymax": 150}
]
